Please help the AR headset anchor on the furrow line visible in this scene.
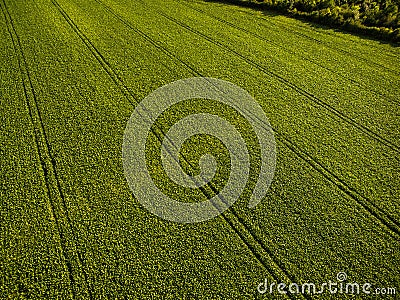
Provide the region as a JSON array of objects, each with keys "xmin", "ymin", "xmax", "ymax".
[
  {"xmin": 269, "ymin": 15, "xmax": 400, "ymax": 59},
  {"xmin": 147, "ymin": 109, "xmax": 305, "ymax": 300},
  {"xmin": 105, "ymin": 0, "xmax": 400, "ymax": 237},
  {"xmin": 229, "ymin": 94, "xmax": 400, "ymax": 236},
  {"xmin": 147, "ymin": 5, "xmax": 400, "ymax": 153},
  {"xmin": 204, "ymin": 82, "xmax": 400, "ymax": 238},
  {"xmin": 181, "ymin": 1, "xmax": 400, "ymax": 105},
  {"xmin": 95, "ymin": 1, "xmax": 311, "ymax": 295},
  {"xmin": 2, "ymin": 1, "xmax": 93, "ymax": 298},
  {"xmin": 53, "ymin": 0, "xmax": 303, "ymax": 296},
  {"xmin": 205, "ymin": 189, "xmax": 309, "ymax": 300},
  {"xmin": 0, "ymin": 3, "xmax": 77, "ymax": 295},
  {"xmin": 276, "ymin": 131, "xmax": 400, "ymax": 236},
  {"xmin": 222, "ymin": 0, "xmax": 400, "ymax": 71},
  {"xmin": 92, "ymin": 0, "xmax": 200, "ymax": 76},
  {"xmin": 153, "ymin": 127, "xmax": 305, "ymax": 300},
  {"xmin": 267, "ymin": 19, "xmax": 400, "ymax": 76},
  {"xmin": 84, "ymin": 0, "xmax": 399, "ymax": 282},
  {"xmin": 50, "ymin": 0, "xmax": 133, "ymax": 105}
]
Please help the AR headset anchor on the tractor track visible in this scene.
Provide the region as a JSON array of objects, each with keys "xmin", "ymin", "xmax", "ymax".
[
  {"xmin": 89, "ymin": 0, "xmax": 400, "ymax": 237},
  {"xmin": 130, "ymin": 0, "xmax": 400, "ymax": 233},
  {"xmin": 52, "ymin": 1, "xmax": 310, "ymax": 298},
  {"xmin": 179, "ymin": 0, "xmax": 400, "ymax": 105},
  {"xmin": 144, "ymin": 2, "xmax": 400, "ymax": 154},
  {"xmin": 2, "ymin": 0, "xmax": 398, "ymax": 297},
  {"xmin": 204, "ymin": 0, "xmax": 400, "ymax": 72},
  {"xmin": 2, "ymin": 0, "xmax": 94, "ymax": 298},
  {"xmin": 52, "ymin": 2, "xmax": 400, "ymax": 298}
]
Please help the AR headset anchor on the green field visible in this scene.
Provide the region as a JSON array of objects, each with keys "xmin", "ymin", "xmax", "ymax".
[{"xmin": 1, "ymin": 0, "xmax": 399, "ymax": 298}]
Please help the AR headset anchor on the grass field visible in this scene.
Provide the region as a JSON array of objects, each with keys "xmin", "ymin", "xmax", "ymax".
[{"xmin": 0, "ymin": 0, "xmax": 399, "ymax": 298}]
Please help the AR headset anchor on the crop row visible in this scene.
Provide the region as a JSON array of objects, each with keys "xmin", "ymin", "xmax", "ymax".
[
  {"xmin": 93, "ymin": 0, "xmax": 399, "ymax": 230},
  {"xmin": 182, "ymin": 0, "xmax": 400, "ymax": 103},
  {"xmin": 2, "ymin": 0, "xmax": 399, "ymax": 297},
  {"xmin": 57, "ymin": 0, "xmax": 400, "ymax": 291},
  {"xmin": 2, "ymin": 0, "xmax": 279, "ymax": 298},
  {"xmin": 0, "ymin": 1, "xmax": 74, "ymax": 297},
  {"xmin": 151, "ymin": 0, "xmax": 400, "ymax": 144}
]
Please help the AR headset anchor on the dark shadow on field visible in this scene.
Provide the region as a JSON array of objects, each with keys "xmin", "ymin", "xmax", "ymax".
[{"xmin": 199, "ymin": 0, "xmax": 400, "ymax": 48}]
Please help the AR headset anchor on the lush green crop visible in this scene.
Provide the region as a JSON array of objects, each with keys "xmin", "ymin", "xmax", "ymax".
[{"xmin": 1, "ymin": 0, "xmax": 399, "ymax": 298}]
